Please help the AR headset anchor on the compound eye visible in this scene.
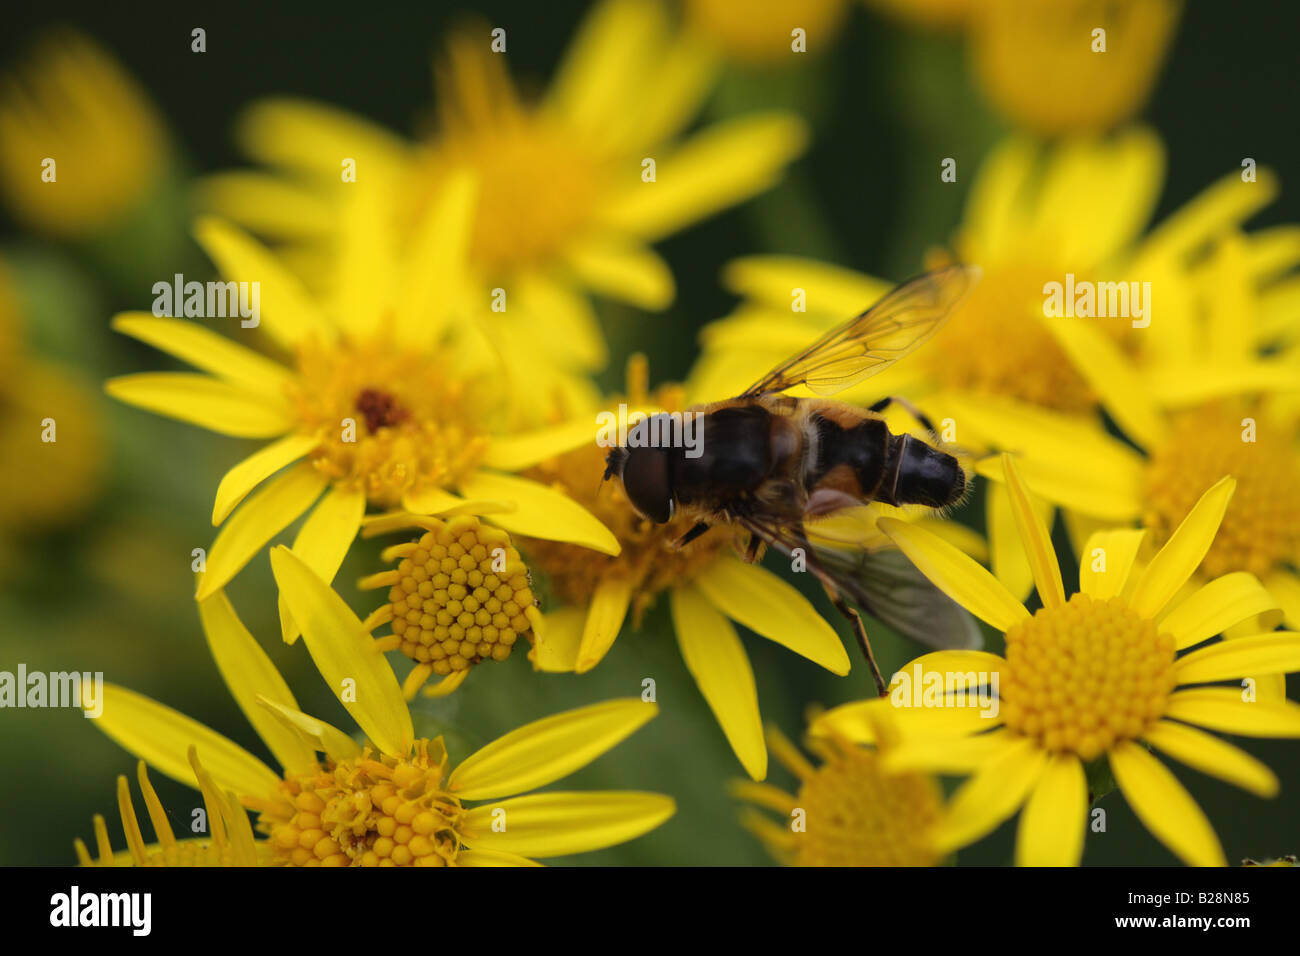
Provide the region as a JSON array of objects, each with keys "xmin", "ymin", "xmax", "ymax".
[{"xmin": 622, "ymin": 447, "xmax": 673, "ymax": 523}]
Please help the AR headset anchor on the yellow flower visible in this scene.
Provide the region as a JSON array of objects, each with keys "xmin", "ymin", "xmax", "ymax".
[
  {"xmin": 89, "ymin": 558, "xmax": 673, "ymax": 866},
  {"xmin": 732, "ymin": 718, "xmax": 946, "ymax": 866},
  {"xmin": 357, "ymin": 512, "xmax": 544, "ymax": 698},
  {"xmin": 681, "ymin": 0, "xmax": 851, "ymax": 66},
  {"xmin": 956, "ymin": 220, "xmax": 1300, "ymax": 632},
  {"xmin": 0, "ymin": 32, "xmax": 169, "ymax": 238},
  {"xmin": 75, "ymin": 750, "xmax": 260, "ymax": 867},
  {"xmin": 202, "ymin": 0, "xmax": 806, "ymax": 370},
  {"xmin": 867, "ymin": 0, "xmax": 1180, "ymax": 136},
  {"xmin": 694, "ymin": 130, "xmax": 1285, "ymax": 600},
  {"xmin": 106, "ymin": 214, "xmax": 617, "ymax": 626},
  {"xmin": 968, "ymin": 0, "xmax": 1181, "ymax": 137},
  {"xmin": 816, "ymin": 455, "xmax": 1300, "ymax": 866}
]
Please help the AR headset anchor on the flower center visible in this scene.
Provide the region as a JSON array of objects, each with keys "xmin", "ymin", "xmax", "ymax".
[
  {"xmin": 415, "ymin": 34, "xmax": 602, "ymax": 275},
  {"xmin": 1143, "ymin": 405, "xmax": 1300, "ymax": 579},
  {"xmin": 261, "ymin": 740, "xmax": 465, "ymax": 867},
  {"xmin": 920, "ymin": 263, "xmax": 1096, "ymax": 412},
  {"xmin": 1000, "ymin": 594, "xmax": 1176, "ymax": 761},
  {"xmin": 376, "ymin": 516, "xmax": 539, "ymax": 678},
  {"xmin": 793, "ymin": 738, "xmax": 942, "ymax": 867},
  {"xmin": 289, "ymin": 335, "xmax": 489, "ymax": 509}
]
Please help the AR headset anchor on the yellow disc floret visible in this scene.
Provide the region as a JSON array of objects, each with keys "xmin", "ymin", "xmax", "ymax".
[
  {"xmin": 374, "ymin": 516, "xmax": 539, "ymax": 681},
  {"xmin": 290, "ymin": 335, "xmax": 489, "ymax": 509},
  {"xmin": 791, "ymin": 736, "xmax": 943, "ymax": 867},
  {"xmin": 1143, "ymin": 405, "xmax": 1300, "ymax": 579},
  {"xmin": 999, "ymin": 593, "xmax": 1176, "ymax": 761},
  {"xmin": 262, "ymin": 740, "xmax": 465, "ymax": 867}
]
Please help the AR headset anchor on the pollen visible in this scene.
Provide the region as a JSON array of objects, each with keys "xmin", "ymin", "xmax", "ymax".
[
  {"xmin": 412, "ymin": 32, "xmax": 601, "ymax": 274},
  {"xmin": 289, "ymin": 335, "xmax": 489, "ymax": 509},
  {"xmin": 792, "ymin": 735, "xmax": 943, "ymax": 867},
  {"xmin": 1143, "ymin": 405, "xmax": 1300, "ymax": 579},
  {"xmin": 369, "ymin": 515, "xmax": 540, "ymax": 694},
  {"xmin": 999, "ymin": 593, "xmax": 1176, "ymax": 762},
  {"xmin": 260, "ymin": 739, "xmax": 465, "ymax": 867},
  {"xmin": 518, "ymin": 370, "xmax": 735, "ymax": 623},
  {"xmin": 918, "ymin": 261, "xmax": 1097, "ymax": 413}
]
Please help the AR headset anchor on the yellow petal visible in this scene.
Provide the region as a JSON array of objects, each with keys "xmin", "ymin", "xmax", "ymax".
[
  {"xmin": 721, "ymin": 256, "xmax": 892, "ymax": 316},
  {"xmin": 236, "ymin": 96, "xmax": 411, "ymax": 181},
  {"xmin": 1129, "ymin": 477, "xmax": 1235, "ymax": 620},
  {"xmin": 1175, "ymin": 632, "xmax": 1300, "ymax": 684},
  {"xmin": 460, "ymin": 791, "xmax": 674, "ymax": 857},
  {"xmin": 1165, "ymin": 688, "xmax": 1300, "ymax": 737},
  {"xmin": 110, "ymin": 313, "xmax": 293, "ymax": 396},
  {"xmin": 1142, "ymin": 720, "xmax": 1278, "ymax": 798},
  {"xmin": 671, "ymin": 584, "xmax": 766, "ymax": 780},
  {"xmin": 1015, "ymin": 753, "xmax": 1087, "ymax": 866},
  {"xmin": 1000, "ymin": 454, "xmax": 1065, "ymax": 609},
  {"xmin": 196, "ymin": 591, "xmax": 318, "ymax": 776},
  {"xmin": 481, "ymin": 420, "xmax": 599, "ymax": 471},
  {"xmin": 975, "ymin": 450, "xmax": 1142, "ymax": 523},
  {"xmin": 106, "ymin": 373, "xmax": 293, "ymax": 438},
  {"xmin": 601, "ymin": 114, "xmax": 808, "ymax": 241},
  {"xmin": 398, "ymin": 170, "xmax": 476, "ymax": 347},
  {"xmin": 693, "ymin": 558, "xmax": 850, "ymax": 675},
  {"xmin": 93, "ymin": 684, "xmax": 280, "ymax": 801},
  {"xmin": 196, "ymin": 462, "xmax": 327, "ymax": 600},
  {"xmin": 1078, "ymin": 528, "xmax": 1146, "ymax": 600},
  {"xmin": 576, "ymin": 576, "xmax": 632, "ymax": 673},
  {"xmin": 1041, "ymin": 316, "xmax": 1166, "ymax": 451},
  {"xmin": 1159, "ymin": 573, "xmax": 1281, "ymax": 650},
  {"xmin": 196, "ymin": 170, "xmax": 336, "ymax": 239},
  {"xmin": 931, "ymin": 736, "xmax": 1047, "ymax": 854},
  {"xmin": 564, "ymin": 236, "xmax": 674, "ymax": 310},
  {"xmin": 459, "ymin": 470, "xmax": 620, "ymax": 556},
  {"xmin": 255, "ymin": 695, "xmax": 362, "ymax": 763},
  {"xmin": 449, "ymin": 698, "xmax": 657, "ymax": 800},
  {"xmin": 878, "ymin": 517, "xmax": 1030, "ymax": 632},
  {"xmin": 987, "ymin": 482, "xmax": 1035, "ymax": 602},
  {"xmin": 881, "ymin": 729, "xmax": 1016, "ymax": 774},
  {"xmin": 278, "ymin": 485, "xmax": 366, "ymax": 644},
  {"xmin": 814, "ymin": 692, "xmax": 1004, "ymax": 744},
  {"xmin": 510, "ymin": 272, "xmax": 607, "ymax": 370},
  {"xmin": 194, "ymin": 216, "xmax": 332, "ymax": 350},
  {"xmin": 212, "ymin": 433, "xmax": 320, "ymax": 526},
  {"xmin": 269, "ymin": 545, "xmax": 413, "ymax": 756},
  {"xmin": 1264, "ymin": 569, "xmax": 1300, "ymax": 630},
  {"xmin": 1109, "ymin": 740, "xmax": 1226, "ymax": 867},
  {"xmin": 530, "ymin": 607, "xmax": 586, "ymax": 673}
]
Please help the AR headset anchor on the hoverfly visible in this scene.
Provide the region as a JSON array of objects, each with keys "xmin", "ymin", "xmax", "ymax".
[{"xmin": 603, "ymin": 265, "xmax": 983, "ymax": 695}]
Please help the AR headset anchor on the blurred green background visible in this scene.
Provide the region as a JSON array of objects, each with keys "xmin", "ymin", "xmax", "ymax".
[{"xmin": 2, "ymin": 0, "xmax": 1298, "ymax": 866}]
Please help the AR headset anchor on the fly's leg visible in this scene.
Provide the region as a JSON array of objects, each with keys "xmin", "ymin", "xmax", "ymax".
[
  {"xmin": 673, "ymin": 521, "xmax": 711, "ymax": 549},
  {"xmin": 823, "ymin": 586, "xmax": 887, "ymax": 697},
  {"xmin": 869, "ymin": 395, "xmax": 942, "ymax": 444}
]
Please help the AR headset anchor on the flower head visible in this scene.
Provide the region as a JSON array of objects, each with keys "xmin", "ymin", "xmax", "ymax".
[
  {"xmin": 204, "ymin": 0, "xmax": 807, "ymax": 369},
  {"xmin": 733, "ymin": 719, "xmax": 945, "ymax": 866},
  {"xmin": 0, "ymin": 32, "xmax": 169, "ymax": 238},
  {"xmin": 820, "ymin": 455, "xmax": 1300, "ymax": 866},
  {"xmin": 88, "ymin": 558, "xmax": 673, "ymax": 866},
  {"xmin": 106, "ymin": 215, "xmax": 617, "ymax": 622}
]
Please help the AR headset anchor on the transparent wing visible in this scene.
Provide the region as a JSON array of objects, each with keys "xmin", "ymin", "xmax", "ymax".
[
  {"xmin": 737, "ymin": 515, "xmax": 982, "ymax": 651},
  {"xmin": 740, "ymin": 264, "xmax": 981, "ymax": 398}
]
